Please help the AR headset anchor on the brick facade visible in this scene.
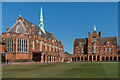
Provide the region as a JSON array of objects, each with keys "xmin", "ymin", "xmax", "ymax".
[
  {"xmin": 1, "ymin": 15, "xmax": 64, "ymax": 63},
  {"xmin": 73, "ymin": 28, "xmax": 120, "ymax": 62}
]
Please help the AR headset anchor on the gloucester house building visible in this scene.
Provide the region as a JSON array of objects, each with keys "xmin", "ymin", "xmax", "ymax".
[{"xmin": 73, "ymin": 26, "xmax": 120, "ymax": 62}]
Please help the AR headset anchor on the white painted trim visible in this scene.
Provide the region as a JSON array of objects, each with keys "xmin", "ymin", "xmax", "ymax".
[
  {"xmin": 19, "ymin": 19, "xmax": 27, "ymax": 32},
  {"xmin": 15, "ymin": 25, "xmax": 18, "ymax": 33},
  {"xmin": 8, "ymin": 19, "xmax": 29, "ymax": 34}
]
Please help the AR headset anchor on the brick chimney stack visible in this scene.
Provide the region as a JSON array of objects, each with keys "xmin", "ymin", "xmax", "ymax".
[
  {"xmin": 88, "ymin": 32, "xmax": 90, "ymax": 37},
  {"xmin": 60, "ymin": 41, "xmax": 62, "ymax": 45},
  {"xmin": 6, "ymin": 26, "xmax": 10, "ymax": 32},
  {"xmin": 99, "ymin": 31, "xmax": 101, "ymax": 37}
]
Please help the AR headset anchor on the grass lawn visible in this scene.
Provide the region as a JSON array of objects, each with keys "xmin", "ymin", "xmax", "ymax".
[{"xmin": 2, "ymin": 62, "xmax": 118, "ymax": 78}]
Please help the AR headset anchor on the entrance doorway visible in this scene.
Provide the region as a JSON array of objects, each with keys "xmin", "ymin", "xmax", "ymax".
[
  {"xmin": 33, "ymin": 53, "xmax": 41, "ymax": 62},
  {"xmin": 89, "ymin": 55, "xmax": 92, "ymax": 61}
]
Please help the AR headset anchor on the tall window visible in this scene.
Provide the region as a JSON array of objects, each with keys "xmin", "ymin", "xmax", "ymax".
[
  {"xmin": 78, "ymin": 48, "xmax": 80, "ymax": 53},
  {"xmin": 17, "ymin": 39, "xmax": 28, "ymax": 53},
  {"xmin": 89, "ymin": 43, "xmax": 92, "ymax": 47},
  {"xmin": 97, "ymin": 49, "xmax": 100, "ymax": 53},
  {"xmin": 49, "ymin": 44, "xmax": 51, "ymax": 51},
  {"xmin": 47, "ymin": 44, "xmax": 49, "ymax": 51},
  {"xmin": 52, "ymin": 46, "xmax": 54, "ymax": 52},
  {"xmin": 82, "ymin": 48, "xmax": 84, "ymax": 53},
  {"xmin": 5, "ymin": 38, "xmax": 13, "ymax": 52},
  {"xmin": 105, "ymin": 48, "xmax": 108, "ymax": 52},
  {"xmin": 45, "ymin": 43, "xmax": 47, "ymax": 51},
  {"xmin": 89, "ymin": 49, "xmax": 91, "ymax": 53},
  {"xmin": 43, "ymin": 42, "xmax": 46, "ymax": 51},
  {"xmin": 109, "ymin": 48, "xmax": 112, "ymax": 52},
  {"xmin": 80, "ymin": 43, "xmax": 82, "ymax": 47},
  {"xmin": 32, "ymin": 40, "xmax": 34, "ymax": 50},
  {"xmin": 93, "ymin": 42, "xmax": 96, "ymax": 53},
  {"xmin": 40, "ymin": 41, "xmax": 42, "ymax": 51}
]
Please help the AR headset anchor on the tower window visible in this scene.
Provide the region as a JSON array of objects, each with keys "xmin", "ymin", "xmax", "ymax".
[
  {"xmin": 78, "ymin": 48, "xmax": 80, "ymax": 53},
  {"xmin": 89, "ymin": 49, "xmax": 91, "ymax": 53},
  {"xmin": 107, "ymin": 42, "xmax": 110, "ymax": 46},
  {"xmin": 97, "ymin": 49, "xmax": 100, "ymax": 53},
  {"xmin": 105, "ymin": 48, "xmax": 108, "ymax": 52},
  {"xmin": 80, "ymin": 43, "xmax": 82, "ymax": 47},
  {"xmin": 109, "ymin": 48, "xmax": 112, "ymax": 52},
  {"xmin": 82, "ymin": 48, "xmax": 84, "ymax": 53}
]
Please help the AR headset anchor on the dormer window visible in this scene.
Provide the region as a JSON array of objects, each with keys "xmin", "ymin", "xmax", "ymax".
[{"xmin": 107, "ymin": 42, "xmax": 110, "ymax": 46}]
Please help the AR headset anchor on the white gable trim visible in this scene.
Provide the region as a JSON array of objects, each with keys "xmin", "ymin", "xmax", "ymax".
[{"xmin": 8, "ymin": 19, "xmax": 29, "ymax": 34}]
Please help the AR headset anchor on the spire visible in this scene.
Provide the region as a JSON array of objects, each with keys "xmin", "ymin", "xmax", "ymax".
[
  {"xmin": 40, "ymin": 7, "xmax": 43, "ymax": 22},
  {"xmin": 39, "ymin": 6, "xmax": 46, "ymax": 34},
  {"xmin": 94, "ymin": 25, "xmax": 96, "ymax": 31}
]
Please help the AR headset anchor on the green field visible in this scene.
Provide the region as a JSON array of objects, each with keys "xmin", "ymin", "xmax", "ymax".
[{"xmin": 2, "ymin": 62, "xmax": 119, "ymax": 78}]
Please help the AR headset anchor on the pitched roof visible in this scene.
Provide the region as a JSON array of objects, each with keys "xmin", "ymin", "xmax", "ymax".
[
  {"xmin": 101, "ymin": 37, "xmax": 117, "ymax": 45},
  {"xmin": 117, "ymin": 45, "xmax": 120, "ymax": 50},
  {"xmin": 7, "ymin": 19, "xmax": 30, "ymax": 34},
  {"xmin": 7, "ymin": 16, "xmax": 59, "ymax": 43},
  {"xmin": 24, "ymin": 19, "xmax": 58, "ymax": 40},
  {"xmin": 74, "ymin": 38, "xmax": 88, "ymax": 46},
  {"xmin": 74, "ymin": 37, "xmax": 117, "ymax": 46}
]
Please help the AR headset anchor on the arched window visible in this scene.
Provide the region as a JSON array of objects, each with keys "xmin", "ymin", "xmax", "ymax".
[
  {"xmin": 105, "ymin": 48, "xmax": 108, "ymax": 52},
  {"xmin": 109, "ymin": 48, "xmax": 112, "ymax": 52},
  {"xmin": 107, "ymin": 42, "xmax": 110, "ymax": 46},
  {"xmin": 80, "ymin": 43, "xmax": 82, "ymax": 47}
]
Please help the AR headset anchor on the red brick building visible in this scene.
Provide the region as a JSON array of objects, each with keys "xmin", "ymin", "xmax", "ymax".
[
  {"xmin": 2, "ymin": 7, "xmax": 64, "ymax": 63},
  {"xmin": 73, "ymin": 26, "xmax": 120, "ymax": 62},
  {"xmin": 0, "ymin": 36, "xmax": 6, "ymax": 63}
]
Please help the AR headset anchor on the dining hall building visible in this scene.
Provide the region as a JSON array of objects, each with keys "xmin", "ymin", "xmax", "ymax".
[
  {"xmin": 73, "ymin": 26, "xmax": 120, "ymax": 62},
  {"xmin": 1, "ymin": 7, "xmax": 64, "ymax": 63}
]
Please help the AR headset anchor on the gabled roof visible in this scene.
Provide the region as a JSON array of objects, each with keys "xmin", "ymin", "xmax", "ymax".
[
  {"xmin": 74, "ymin": 37, "xmax": 117, "ymax": 46},
  {"xmin": 24, "ymin": 19, "xmax": 58, "ymax": 40},
  {"xmin": 101, "ymin": 37, "xmax": 117, "ymax": 45},
  {"xmin": 8, "ymin": 19, "xmax": 30, "ymax": 34},
  {"xmin": 117, "ymin": 45, "xmax": 120, "ymax": 50},
  {"xmin": 74, "ymin": 38, "xmax": 88, "ymax": 46},
  {"xmin": 7, "ymin": 15, "xmax": 59, "ymax": 43}
]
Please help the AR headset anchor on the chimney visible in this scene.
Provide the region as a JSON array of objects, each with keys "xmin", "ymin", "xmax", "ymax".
[
  {"xmin": 99, "ymin": 31, "xmax": 101, "ymax": 37},
  {"xmin": 60, "ymin": 41, "xmax": 62, "ymax": 45},
  {"xmin": 6, "ymin": 26, "xmax": 10, "ymax": 32},
  {"xmin": 88, "ymin": 32, "xmax": 90, "ymax": 37}
]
